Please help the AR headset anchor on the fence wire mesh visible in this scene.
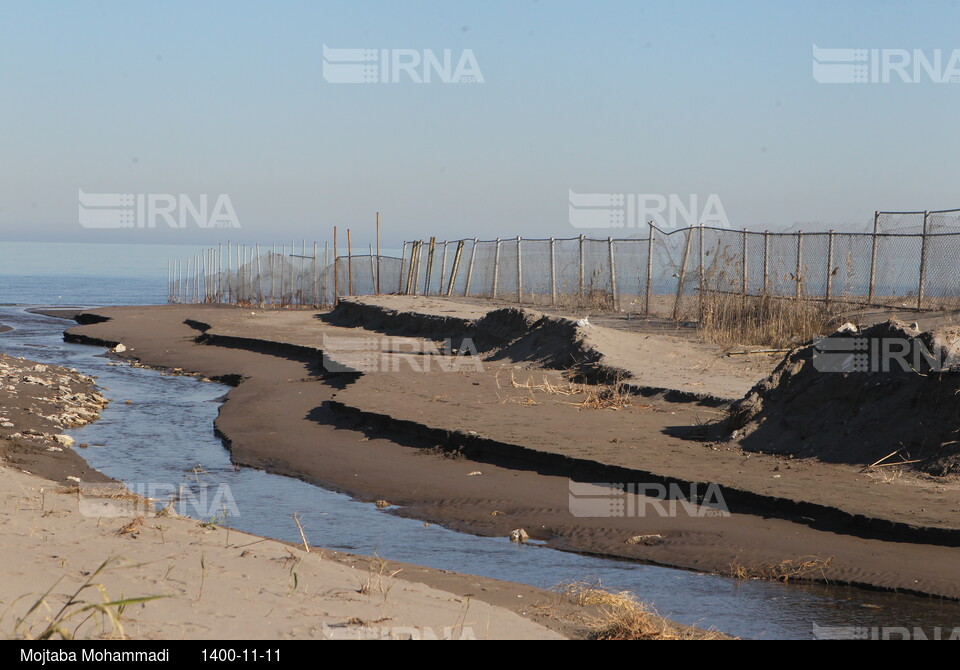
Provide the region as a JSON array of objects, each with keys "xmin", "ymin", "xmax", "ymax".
[
  {"xmin": 168, "ymin": 209, "xmax": 960, "ymax": 316},
  {"xmin": 398, "ymin": 213, "xmax": 960, "ymax": 316}
]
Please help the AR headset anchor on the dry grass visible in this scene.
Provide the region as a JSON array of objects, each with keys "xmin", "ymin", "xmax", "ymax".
[
  {"xmin": 557, "ymin": 581, "xmax": 728, "ymax": 640},
  {"xmin": 698, "ymin": 292, "xmax": 835, "ymax": 348},
  {"xmin": 727, "ymin": 555, "xmax": 833, "ymax": 583},
  {"xmin": 3, "ymin": 557, "xmax": 164, "ymax": 640},
  {"xmin": 495, "ymin": 370, "xmax": 642, "ymax": 411}
]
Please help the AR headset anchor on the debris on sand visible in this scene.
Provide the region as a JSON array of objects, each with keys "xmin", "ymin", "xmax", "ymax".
[
  {"xmin": 509, "ymin": 528, "xmax": 529, "ymax": 543},
  {"xmin": 726, "ymin": 319, "xmax": 960, "ymax": 475}
]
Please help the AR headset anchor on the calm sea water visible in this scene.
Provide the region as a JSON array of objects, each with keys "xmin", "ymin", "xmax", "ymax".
[{"xmin": 0, "ymin": 241, "xmax": 202, "ymax": 306}]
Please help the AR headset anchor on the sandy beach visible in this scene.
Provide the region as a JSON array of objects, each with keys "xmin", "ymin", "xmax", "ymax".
[
  {"xmin": 0, "ymin": 329, "xmax": 730, "ymax": 640},
  {"xmin": 37, "ymin": 297, "xmax": 960, "ymax": 602}
]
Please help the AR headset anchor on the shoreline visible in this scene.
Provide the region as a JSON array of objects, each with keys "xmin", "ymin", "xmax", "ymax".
[
  {"xmin": 52, "ymin": 300, "xmax": 960, "ymax": 601},
  {"xmin": 0, "ymin": 315, "xmax": 724, "ymax": 640}
]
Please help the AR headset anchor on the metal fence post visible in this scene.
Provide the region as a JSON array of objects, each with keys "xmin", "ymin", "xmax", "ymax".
[
  {"xmin": 578, "ymin": 234, "xmax": 585, "ymax": 300},
  {"xmin": 608, "ymin": 236, "xmax": 617, "ymax": 311},
  {"xmin": 673, "ymin": 227, "xmax": 692, "ymax": 321},
  {"xmin": 698, "ymin": 224, "xmax": 706, "ymax": 315},
  {"xmin": 741, "ymin": 228, "xmax": 748, "ymax": 297},
  {"xmin": 550, "ymin": 237, "xmax": 557, "ymax": 306},
  {"xmin": 826, "ymin": 230, "xmax": 835, "ymax": 307},
  {"xmin": 645, "ymin": 223, "xmax": 654, "ymax": 314},
  {"xmin": 492, "ymin": 238, "xmax": 501, "ymax": 299},
  {"xmin": 762, "ymin": 230, "xmax": 770, "ymax": 296},
  {"xmin": 918, "ymin": 210, "xmax": 930, "ymax": 310},
  {"xmin": 347, "ymin": 231, "xmax": 354, "ymax": 297},
  {"xmin": 795, "ymin": 231, "xmax": 803, "ymax": 299},
  {"xmin": 516, "ymin": 236, "xmax": 523, "ymax": 303},
  {"xmin": 869, "ymin": 210, "xmax": 880, "ymax": 304}
]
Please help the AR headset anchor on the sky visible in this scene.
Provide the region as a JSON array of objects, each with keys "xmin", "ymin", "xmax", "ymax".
[{"xmin": 2, "ymin": 0, "xmax": 960, "ymax": 248}]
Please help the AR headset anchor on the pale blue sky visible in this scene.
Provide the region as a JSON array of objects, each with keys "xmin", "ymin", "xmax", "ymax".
[{"xmin": 2, "ymin": 0, "xmax": 960, "ymax": 247}]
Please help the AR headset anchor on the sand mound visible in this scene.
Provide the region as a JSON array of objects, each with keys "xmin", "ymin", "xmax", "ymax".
[
  {"xmin": 727, "ymin": 319, "xmax": 960, "ymax": 475},
  {"xmin": 322, "ymin": 300, "xmax": 613, "ymax": 381}
]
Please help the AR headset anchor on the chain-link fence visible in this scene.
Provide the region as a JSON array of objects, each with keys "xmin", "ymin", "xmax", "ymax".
[
  {"xmin": 167, "ymin": 208, "xmax": 960, "ymax": 315},
  {"xmin": 399, "ymin": 209, "xmax": 960, "ymax": 316},
  {"xmin": 167, "ymin": 242, "xmax": 402, "ymax": 307}
]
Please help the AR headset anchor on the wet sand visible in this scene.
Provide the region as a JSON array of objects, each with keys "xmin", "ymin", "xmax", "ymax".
[
  {"xmin": 53, "ymin": 300, "xmax": 960, "ymax": 600},
  {"xmin": 0, "ymin": 315, "xmax": 725, "ymax": 640}
]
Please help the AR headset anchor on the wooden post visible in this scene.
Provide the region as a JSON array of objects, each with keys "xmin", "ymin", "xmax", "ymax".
[
  {"xmin": 439, "ymin": 241, "xmax": 448, "ymax": 296},
  {"xmin": 406, "ymin": 241, "xmax": 419, "ymax": 294},
  {"xmin": 464, "ymin": 238, "xmax": 478, "ymax": 296},
  {"xmin": 549, "ymin": 237, "xmax": 557, "ymax": 306},
  {"xmin": 376, "ymin": 212, "xmax": 381, "ymax": 295},
  {"xmin": 672, "ymin": 227, "xmax": 692, "ymax": 321},
  {"xmin": 369, "ymin": 244, "xmax": 376, "ymax": 294},
  {"xmin": 741, "ymin": 228, "xmax": 748, "ymax": 297},
  {"xmin": 918, "ymin": 210, "xmax": 930, "ymax": 310},
  {"xmin": 413, "ymin": 241, "xmax": 423, "ymax": 295},
  {"xmin": 424, "ymin": 237, "xmax": 436, "ymax": 295},
  {"xmin": 578, "ymin": 234, "xmax": 585, "ymax": 300},
  {"xmin": 868, "ymin": 210, "xmax": 880, "ymax": 304},
  {"xmin": 795, "ymin": 231, "xmax": 803, "ymax": 299},
  {"xmin": 398, "ymin": 242, "xmax": 408, "ymax": 295},
  {"xmin": 762, "ymin": 230, "xmax": 770, "ymax": 296},
  {"xmin": 826, "ymin": 230, "xmax": 835, "ymax": 307},
  {"xmin": 608, "ymin": 237, "xmax": 617, "ymax": 311},
  {"xmin": 333, "ymin": 227, "xmax": 339, "ymax": 304},
  {"xmin": 446, "ymin": 241, "xmax": 464, "ymax": 296},
  {"xmin": 516, "ymin": 236, "xmax": 522, "ymax": 304},
  {"xmin": 492, "ymin": 238, "xmax": 502, "ymax": 299},
  {"xmin": 645, "ymin": 223, "xmax": 654, "ymax": 314}
]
